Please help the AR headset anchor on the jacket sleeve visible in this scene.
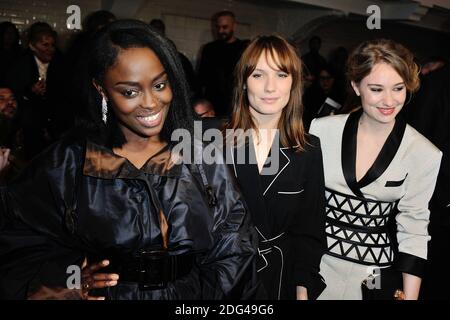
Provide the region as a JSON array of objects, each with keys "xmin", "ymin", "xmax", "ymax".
[
  {"xmin": 395, "ymin": 148, "xmax": 442, "ymax": 277},
  {"xmin": 192, "ymin": 157, "xmax": 259, "ymax": 300},
  {"xmin": 289, "ymin": 137, "xmax": 327, "ymax": 300},
  {"xmin": 0, "ymin": 143, "xmax": 84, "ymax": 299}
]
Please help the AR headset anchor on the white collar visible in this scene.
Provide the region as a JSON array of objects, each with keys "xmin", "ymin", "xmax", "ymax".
[{"xmin": 34, "ymin": 55, "xmax": 49, "ymax": 79}]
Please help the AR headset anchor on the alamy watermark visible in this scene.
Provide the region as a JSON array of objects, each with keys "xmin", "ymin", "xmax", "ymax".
[
  {"xmin": 66, "ymin": 265, "xmax": 81, "ymax": 289},
  {"xmin": 367, "ymin": 5, "xmax": 381, "ymax": 30},
  {"xmin": 66, "ymin": 5, "xmax": 81, "ymax": 30},
  {"xmin": 65, "ymin": 4, "xmax": 381, "ymax": 31},
  {"xmin": 365, "ymin": 266, "xmax": 382, "ymax": 289},
  {"xmin": 170, "ymin": 121, "xmax": 281, "ymax": 175}
]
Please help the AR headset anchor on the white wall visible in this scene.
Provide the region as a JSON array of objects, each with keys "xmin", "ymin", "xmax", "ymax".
[
  {"xmin": 0, "ymin": 0, "xmax": 278, "ymax": 63},
  {"xmin": 0, "ymin": 0, "xmax": 448, "ymax": 62},
  {"xmin": 134, "ymin": 0, "xmax": 276, "ymax": 68},
  {"xmin": 0, "ymin": 0, "xmax": 337, "ymax": 62}
]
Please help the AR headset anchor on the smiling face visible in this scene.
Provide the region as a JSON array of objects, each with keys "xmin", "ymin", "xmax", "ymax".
[
  {"xmin": 98, "ymin": 47, "xmax": 172, "ymax": 142},
  {"xmin": 352, "ymin": 62, "xmax": 406, "ymax": 125},
  {"xmin": 246, "ymin": 51, "xmax": 293, "ymax": 122}
]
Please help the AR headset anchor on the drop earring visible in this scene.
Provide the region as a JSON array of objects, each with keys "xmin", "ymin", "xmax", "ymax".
[{"xmin": 102, "ymin": 97, "xmax": 108, "ymax": 124}]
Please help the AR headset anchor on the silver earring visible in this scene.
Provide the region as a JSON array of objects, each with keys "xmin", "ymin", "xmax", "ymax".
[
  {"xmin": 243, "ymin": 84, "xmax": 247, "ymax": 90},
  {"xmin": 102, "ymin": 97, "xmax": 107, "ymax": 124}
]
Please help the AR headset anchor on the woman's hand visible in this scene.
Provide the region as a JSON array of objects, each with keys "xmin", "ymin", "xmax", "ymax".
[
  {"xmin": 27, "ymin": 259, "xmax": 119, "ymax": 300},
  {"xmin": 402, "ymin": 272, "xmax": 421, "ymax": 300},
  {"xmin": 81, "ymin": 259, "xmax": 119, "ymax": 300},
  {"xmin": 296, "ymin": 285, "xmax": 308, "ymax": 300}
]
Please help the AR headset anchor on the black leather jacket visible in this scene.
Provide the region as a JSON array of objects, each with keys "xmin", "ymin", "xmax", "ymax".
[{"xmin": 0, "ymin": 136, "xmax": 258, "ymax": 299}]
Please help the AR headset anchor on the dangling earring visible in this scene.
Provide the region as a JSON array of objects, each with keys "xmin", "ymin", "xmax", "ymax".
[
  {"xmin": 243, "ymin": 84, "xmax": 247, "ymax": 90},
  {"xmin": 102, "ymin": 97, "xmax": 108, "ymax": 124}
]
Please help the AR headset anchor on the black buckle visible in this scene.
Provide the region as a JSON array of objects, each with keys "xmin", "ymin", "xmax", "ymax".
[{"xmin": 137, "ymin": 249, "xmax": 171, "ymax": 290}]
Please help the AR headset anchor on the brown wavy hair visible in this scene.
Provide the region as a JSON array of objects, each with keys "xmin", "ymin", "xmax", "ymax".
[
  {"xmin": 342, "ymin": 39, "xmax": 420, "ymax": 113},
  {"xmin": 226, "ymin": 34, "xmax": 307, "ymax": 151}
]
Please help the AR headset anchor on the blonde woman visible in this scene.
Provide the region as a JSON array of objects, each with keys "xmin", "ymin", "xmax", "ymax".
[{"xmin": 310, "ymin": 39, "xmax": 442, "ymax": 300}]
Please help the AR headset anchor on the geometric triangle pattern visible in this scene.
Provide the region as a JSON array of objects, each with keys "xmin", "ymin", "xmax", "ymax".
[{"xmin": 324, "ymin": 188, "xmax": 398, "ymax": 266}]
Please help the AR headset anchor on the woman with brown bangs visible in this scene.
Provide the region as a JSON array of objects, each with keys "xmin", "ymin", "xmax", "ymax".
[{"xmin": 224, "ymin": 34, "xmax": 327, "ymax": 300}]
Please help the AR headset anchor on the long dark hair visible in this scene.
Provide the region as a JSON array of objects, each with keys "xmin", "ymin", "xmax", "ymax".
[{"xmin": 78, "ymin": 19, "xmax": 195, "ymax": 148}]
